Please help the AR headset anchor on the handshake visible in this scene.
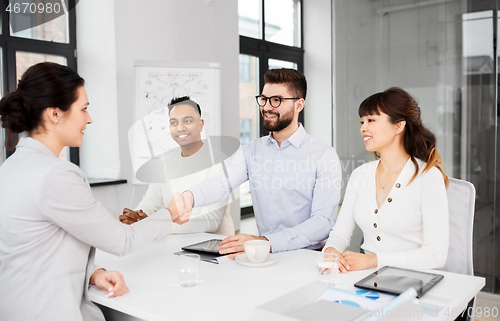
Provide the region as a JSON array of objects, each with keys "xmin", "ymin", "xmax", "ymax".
[
  {"xmin": 119, "ymin": 191, "xmax": 195, "ymax": 225},
  {"xmin": 120, "ymin": 190, "xmax": 269, "ymax": 259}
]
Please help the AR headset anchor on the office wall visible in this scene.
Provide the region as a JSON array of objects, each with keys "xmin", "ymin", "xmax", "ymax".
[
  {"xmin": 78, "ymin": 0, "xmax": 240, "ymax": 229},
  {"xmin": 77, "ymin": 1, "xmax": 120, "ymax": 179},
  {"xmin": 303, "ymin": 0, "xmax": 333, "ymax": 147}
]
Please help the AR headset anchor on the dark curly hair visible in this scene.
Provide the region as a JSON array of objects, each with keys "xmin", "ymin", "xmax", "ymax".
[{"xmin": 168, "ymin": 96, "xmax": 201, "ymax": 116}]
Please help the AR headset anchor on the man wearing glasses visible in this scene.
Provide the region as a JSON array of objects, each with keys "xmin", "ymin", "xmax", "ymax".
[{"xmin": 179, "ymin": 68, "xmax": 341, "ymax": 258}]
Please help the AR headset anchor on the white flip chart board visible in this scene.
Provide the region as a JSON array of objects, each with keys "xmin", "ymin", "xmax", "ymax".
[{"xmin": 130, "ymin": 61, "xmax": 222, "ymax": 184}]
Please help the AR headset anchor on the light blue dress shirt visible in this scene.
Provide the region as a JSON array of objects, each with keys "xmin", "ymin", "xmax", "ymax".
[{"xmin": 190, "ymin": 124, "xmax": 342, "ymax": 252}]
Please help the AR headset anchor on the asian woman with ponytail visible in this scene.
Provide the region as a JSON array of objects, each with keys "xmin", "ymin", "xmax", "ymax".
[{"xmin": 324, "ymin": 87, "xmax": 449, "ymax": 272}]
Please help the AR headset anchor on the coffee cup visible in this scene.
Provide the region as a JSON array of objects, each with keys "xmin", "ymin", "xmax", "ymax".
[{"xmin": 244, "ymin": 240, "xmax": 271, "ymax": 263}]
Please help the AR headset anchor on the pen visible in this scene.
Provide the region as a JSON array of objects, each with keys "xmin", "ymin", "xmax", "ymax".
[{"xmin": 363, "ymin": 287, "xmax": 418, "ymax": 321}]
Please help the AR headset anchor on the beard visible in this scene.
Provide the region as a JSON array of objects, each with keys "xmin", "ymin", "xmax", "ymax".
[{"xmin": 262, "ymin": 107, "xmax": 294, "ymax": 132}]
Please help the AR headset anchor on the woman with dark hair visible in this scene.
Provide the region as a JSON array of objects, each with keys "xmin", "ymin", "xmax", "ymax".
[
  {"xmin": 0, "ymin": 62, "xmax": 177, "ymax": 321},
  {"xmin": 324, "ymin": 87, "xmax": 449, "ymax": 272}
]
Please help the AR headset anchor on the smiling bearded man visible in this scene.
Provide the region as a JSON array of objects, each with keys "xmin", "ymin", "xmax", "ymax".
[{"xmin": 178, "ymin": 68, "xmax": 343, "ymax": 259}]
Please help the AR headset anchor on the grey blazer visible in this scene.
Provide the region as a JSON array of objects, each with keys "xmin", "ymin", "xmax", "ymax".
[{"xmin": 0, "ymin": 137, "xmax": 171, "ymax": 321}]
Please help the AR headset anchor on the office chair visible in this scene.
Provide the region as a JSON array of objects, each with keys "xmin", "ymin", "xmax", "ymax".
[
  {"xmin": 440, "ymin": 177, "xmax": 476, "ymax": 321},
  {"xmin": 358, "ymin": 178, "xmax": 476, "ymax": 321}
]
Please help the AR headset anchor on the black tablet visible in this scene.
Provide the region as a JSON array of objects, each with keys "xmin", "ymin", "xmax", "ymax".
[
  {"xmin": 354, "ymin": 266, "xmax": 444, "ymax": 298},
  {"xmin": 181, "ymin": 239, "xmax": 222, "ymax": 255}
]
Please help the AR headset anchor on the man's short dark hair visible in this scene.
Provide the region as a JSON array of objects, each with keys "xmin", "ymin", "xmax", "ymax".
[
  {"xmin": 263, "ymin": 68, "xmax": 307, "ymax": 99},
  {"xmin": 168, "ymin": 96, "xmax": 201, "ymax": 116}
]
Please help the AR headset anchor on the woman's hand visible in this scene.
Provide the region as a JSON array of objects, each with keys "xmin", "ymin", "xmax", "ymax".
[
  {"xmin": 323, "ymin": 246, "xmax": 350, "ymax": 273},
  {"xmin": 341, "ymin": 251, "xmax": 378, "ymax": 271},
  {"xmin": 90, "ymin": 269, "xmax": 129, "ymax": 298}
]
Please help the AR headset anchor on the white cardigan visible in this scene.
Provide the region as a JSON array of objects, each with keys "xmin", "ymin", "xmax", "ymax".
[{"xmin": 324, "ymin": 158, "xmax": 449, "ymax": 270}]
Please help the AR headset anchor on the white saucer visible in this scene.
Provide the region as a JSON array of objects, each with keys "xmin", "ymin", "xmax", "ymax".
[{"xmin": 235, "ymin": 254, "xmax": 277, "ymax": 268}]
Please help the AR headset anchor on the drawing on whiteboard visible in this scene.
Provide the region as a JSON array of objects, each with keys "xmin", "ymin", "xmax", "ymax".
[
  {"xmin": 131, "ymin": 62, "xmax": 221, "ymax": 184},
  {"xmin": 141, "ymin": 108, "xmax": 176, "ymax": 155},
  {"xmin": 140, "ymin": 71, "xmax": 210, "ymax": 115}
]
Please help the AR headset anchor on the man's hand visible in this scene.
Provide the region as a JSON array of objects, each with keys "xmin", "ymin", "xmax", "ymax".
[
  {"xmin": 341, "ymin": 251, "xmax": 377, "ymax": 271},
  {"xmin": 90, "ymin": 269, "xmax": 129, "ymax": 298},
  {"xmin": 167, "ymin": 191, "xmax": 193, "ymax": 225},
  {"xmin": 323, "ymin": 246, "xmax": 350, "ymax": 273},
  {"xmin": 119, "ymin": 208, "xmax": 147, "ymax": 225},
  {"xmin": 218, "ymin": 234, "xmax": 269, "ymax": 259}
]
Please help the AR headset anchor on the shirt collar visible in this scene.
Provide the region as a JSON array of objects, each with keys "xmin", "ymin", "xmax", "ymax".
[
  {"xmin": 17, "ymin": 137, "xmax": 57, "ymax": 158},
  {"xmin": 267, "ymin": 123, "xmax": 306, "ymax": 148}
]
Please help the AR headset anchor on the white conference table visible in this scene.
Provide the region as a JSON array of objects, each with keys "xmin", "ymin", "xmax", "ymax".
[{"xmin": 89, "ymin": 233, "xmax": 485, "ymax": 321}]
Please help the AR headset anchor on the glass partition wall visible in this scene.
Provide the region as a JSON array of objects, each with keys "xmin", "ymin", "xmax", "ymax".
[{"xmin": 333, "ymin": 0, "xmax": 500, "ymax": 293}]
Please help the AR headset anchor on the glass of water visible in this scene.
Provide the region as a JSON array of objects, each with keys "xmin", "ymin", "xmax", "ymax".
[
  {"xmin": 316, "ymin": 252, "xmax": 339, "ymax": 285},
  {"xmin": 178, "ymin": 253, "xmax": 200, "ymax": 287}
]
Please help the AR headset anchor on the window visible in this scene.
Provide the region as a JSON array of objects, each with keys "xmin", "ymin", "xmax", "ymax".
[
  {"xmin": 268, "ymin": 58, "xmax": 297, "ymax": 70},
  {"xmin": 239, "ymin": 119, "xmax": 253, "ymax": 146},
  {"xmin": 238, "ymin": 0, "xmax": 303, "ymax": 215},
  {"xmin": 239, "ymin": 54, "xmax": 252, "ymax": 83},
  {"xmin": 0, "ymin": 1, "xmax": 77, "ymax": 164},
  {"xmin": 264, "ymin": 0, "xmax": 301, "ymax": 47}
]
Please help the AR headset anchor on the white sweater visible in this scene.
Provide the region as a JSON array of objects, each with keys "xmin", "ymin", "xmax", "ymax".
[
  {"xmin": 324, "ymin": 158, "xmax": 449, "ymax": 270},
  {"xmin": 136, "ymin": 142, "xmax": 229, "ymax": 234}
]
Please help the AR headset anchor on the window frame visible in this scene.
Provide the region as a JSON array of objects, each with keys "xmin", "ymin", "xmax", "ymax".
[{"xmin": 0, "ymin": 1, "xmax": 79, "ymax": 164}]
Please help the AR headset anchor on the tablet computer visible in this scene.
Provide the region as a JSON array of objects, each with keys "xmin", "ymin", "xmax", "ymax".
[
  {"xmin": 354, "ymin": 266, "xmax": 444, "ymax": 298},
  {"xmin": 181, "ymin": 239, "xmax": 222, "ymax": 255}
]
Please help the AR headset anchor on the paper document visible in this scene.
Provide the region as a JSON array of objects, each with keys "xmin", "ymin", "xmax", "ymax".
[{"xmin": 315, "ymin": 286, "xmax": 395, "ymax": 311}]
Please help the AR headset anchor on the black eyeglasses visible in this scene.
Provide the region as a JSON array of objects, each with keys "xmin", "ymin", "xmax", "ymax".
[{"xmin": 255, "ymin": 95, "xmax": 300, "ymax": 108}]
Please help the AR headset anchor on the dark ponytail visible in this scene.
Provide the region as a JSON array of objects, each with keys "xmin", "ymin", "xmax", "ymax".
[
  {"xmin": 0, "ymin": 91, "xmax": 34, "ymax": 133},
  {"xmin": 358, "ymin": 87, "xmax": 449, "ymax": 187},
  {"xmin": 0, "ymin": 62, "xmax": 85, "ymax": 147}
]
